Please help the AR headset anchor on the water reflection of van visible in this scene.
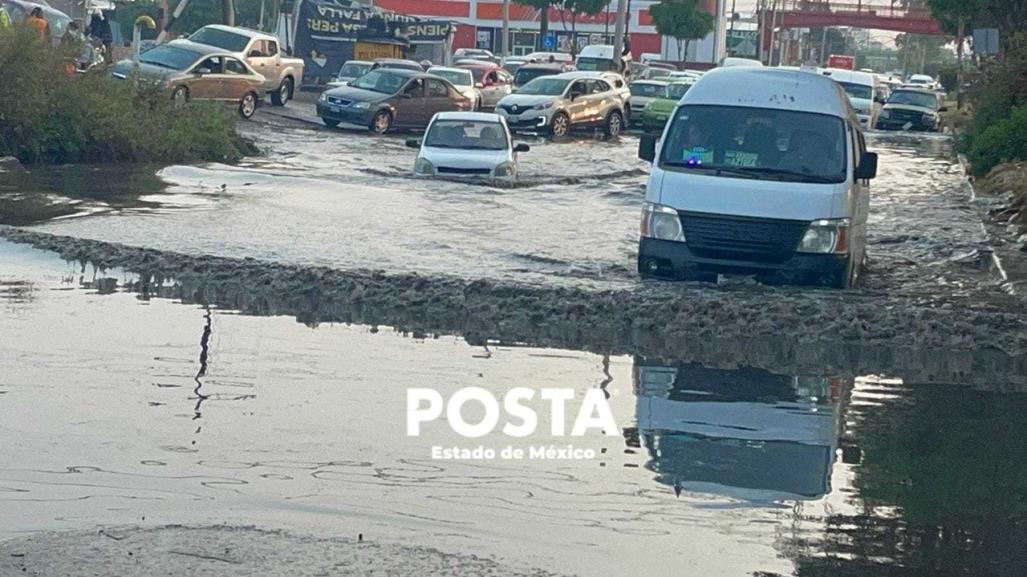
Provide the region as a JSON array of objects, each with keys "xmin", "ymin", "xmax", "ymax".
[
  {"xmin": 630, "ymin": 359, "xmax": 850, "ymax": 501},
  {"xmin": 637, "ymin": 67, "xmax": 879, "ymax": 288}
]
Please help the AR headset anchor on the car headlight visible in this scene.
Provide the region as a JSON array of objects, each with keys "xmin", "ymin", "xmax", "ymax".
[
  {"xmin": 532, "ymin": 101, "xmax": 554, "ymax": 110},
  {"xmin": 493, "ymin": 161, "xmax": 516, "ymax": 178},
  {"xmin": 414, "ymin": 158, "xmax": 435, "ymax": 176},
  {"xmin": 318, "ymin": 93, "xmax": 329, "ymax": 103},
  {"xmin": 352, "ymin": 101, "xmax": 370, "ymax": 109},
  {"xmin": 797, "ymin": 219, "xmax": 850, "ymax": 254},
  {"xmin": 640, "ymin": 203, "xmax": 685, "ymax": 242},
  {"xmin": 879, "ymin": 109, "xmax": 891, "ymax": 118}
]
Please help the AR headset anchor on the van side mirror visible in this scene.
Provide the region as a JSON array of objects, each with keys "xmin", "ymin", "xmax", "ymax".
[
  {"xmin": 514, "ymin": 143, "xmax": 530, "ymax": 153},
  {"xmin": 405, "ymin": 139, "xmax": 421, "ymax": 148},
  {"xmin": 855, "ymin": 151, "xmax": 878, "ymax": 180},
  {"xmin": 639, "ymin": 133, "xmax": 657, "ymax": 162}
]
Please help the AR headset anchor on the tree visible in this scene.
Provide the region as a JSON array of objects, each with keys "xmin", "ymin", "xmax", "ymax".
[
  {"xmin": 649, "ymin": 0, "xmax": 715, "ymax": 62},
  {"xmin": 557, "ymin": 0, "xmax": 608, "ymax": 56},
  {"xmin": 514, "ymin": 0, "xmax": 558, "ymax": 50}
]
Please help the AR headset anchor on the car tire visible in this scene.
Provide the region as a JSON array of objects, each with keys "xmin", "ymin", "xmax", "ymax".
[
  {"xmin": 322, "ymin": 118, "xmax": 340, "ymax": 128},
  {"xmin": 172, "ymin": 86, "xmax": 189, "ymax": 108},
  {"xmin": 549, "ymin": 112, "xmax": 570, "ymax": 138},
  {"xmin": 604, "ymin": 110, "xmax": 624, "ymax": 138},
  {"xmin": 370, "ymin": 110, "xmax": 392, "ymax": 134},
  {"xmin": 238, "ymin": 92, "xmax": 258, "ymax": 119},
  {"xmin": 271, "ymin": 77, "xmax": 293, "ymax": 106}
]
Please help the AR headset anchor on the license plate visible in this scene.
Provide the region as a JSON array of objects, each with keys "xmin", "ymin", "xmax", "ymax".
[
  {"xmin": 903, "ymin": 121, "xmax": 914, "ymax": 130},
  {"xmin": 330, "ymin": 106, "xmax": 341, "ymax": 113}
]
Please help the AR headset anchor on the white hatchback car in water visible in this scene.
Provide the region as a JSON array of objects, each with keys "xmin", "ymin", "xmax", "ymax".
[{"xmin": 406, "ymin": 112, "xmax": 530, "ymax": 181}]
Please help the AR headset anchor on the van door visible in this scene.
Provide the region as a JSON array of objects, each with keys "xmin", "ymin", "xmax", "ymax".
[{"xmin": 850, "ymin": 125, "xmax": 871, "ymax": 267}]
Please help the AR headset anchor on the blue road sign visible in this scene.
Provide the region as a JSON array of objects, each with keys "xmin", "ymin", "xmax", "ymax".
[{"xmin": 542, "ymin": 33, "xmax": 556, "ymax": 50}]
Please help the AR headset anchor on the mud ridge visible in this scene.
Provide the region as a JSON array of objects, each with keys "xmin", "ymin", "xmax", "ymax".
[{"xmin": 2, "ymin": 226, "xmax": 1026, "ymax": 386}]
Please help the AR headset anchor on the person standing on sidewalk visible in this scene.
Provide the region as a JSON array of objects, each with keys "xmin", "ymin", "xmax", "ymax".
[{"xmin": 26, "ymin": 7, "xmax": 50, "ymax": 42}]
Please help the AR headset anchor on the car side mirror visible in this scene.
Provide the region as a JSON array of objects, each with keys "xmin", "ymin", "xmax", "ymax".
[
  {"xmin": 569, "ymin": 91, "xmax": 582, "ymax": 100},
  {"xmin": 405, "ymin": 139, "xmax": 421, "ymax": 148},
  {"xmin": 855, "ymin": 151, "xmax": 878, "ymax": 180},
  {"xmin": 196, "ymin": 67, "xmax": 211, "ymax": 75},
  {"xmin": 514, "ymin": 143, "xmax": 530, "ymax": 153},
  {"xmin": 248, "ymin": 50, "xmax": 262, "ymax": 58},
  {"xmin": 939, "ymin": 105, "xmax": 948, "ymax": 112},
  {"xmin": 639, "ymin": 133, "xmax": 657, "ymax": 162}
]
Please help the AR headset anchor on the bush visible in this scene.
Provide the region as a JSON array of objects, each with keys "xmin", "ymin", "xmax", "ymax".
[
  {"xmin": 0, "ymin": 26, "xmax": 257, "ymax": 165},
  {"xmin": 966, "ymin": 104, "xmax": 1027, "ymax": 176}
]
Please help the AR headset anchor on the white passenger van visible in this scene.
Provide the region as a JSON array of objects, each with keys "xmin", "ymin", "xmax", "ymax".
[
  {"xmin": 821, "ymin": 68, "xmax": 881, "ymax": 129},
  {"xmin": 636, "ymin": 67, "xmax": 878, "ymax": 288},
  {"xmin": 576, "ymin": 44, "xmax": 634, "ymax": 77}
]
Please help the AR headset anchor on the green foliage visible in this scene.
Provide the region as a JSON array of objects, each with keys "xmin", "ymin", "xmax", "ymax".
[
  {"xmin": 649, "ymin": 0, "xmax": 714, "ymax": 60},
  {"xmin": 0, "ymin": 26, "xmax": 256, "ymax": 165},
  {"xmin": 966, "ymin": 104, "xmax": 1027, "ymax": 175}
]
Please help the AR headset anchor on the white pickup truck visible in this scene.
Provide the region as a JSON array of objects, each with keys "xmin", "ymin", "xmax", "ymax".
[{"xmin": 187, "ymin": 25, "xmax": 305, "ymax": 106}]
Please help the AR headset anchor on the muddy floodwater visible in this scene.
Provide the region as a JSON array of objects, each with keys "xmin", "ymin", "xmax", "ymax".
[
  {"xmin": 2, "ymin": 239, "xmax": 1027, "ymax": 576},
  {"xmin": 2, "ymin": 117, "xmax": 1027, "ymax": 576}
]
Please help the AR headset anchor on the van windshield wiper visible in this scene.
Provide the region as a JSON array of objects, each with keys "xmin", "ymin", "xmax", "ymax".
[
  {"xmin": 660, "ymin": 162, "xmax": 762, "ymax": 179},
  {"xmin": 727, "ymin": 167, "xmax": 839, "ymax": 183}
]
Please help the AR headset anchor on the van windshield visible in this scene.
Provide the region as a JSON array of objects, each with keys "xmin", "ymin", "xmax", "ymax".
[{"xmin": 659, "ymin": 105, "xmax": 848, "ymax": 184}]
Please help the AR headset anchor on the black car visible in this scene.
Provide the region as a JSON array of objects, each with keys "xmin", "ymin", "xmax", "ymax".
[
  {"xmin": 875, "ymin": 88, "xmax": 944, "ymax": 132},
  {"xmin": 317, "ymin": 69, "xmax": 473, "ymax": 132}
]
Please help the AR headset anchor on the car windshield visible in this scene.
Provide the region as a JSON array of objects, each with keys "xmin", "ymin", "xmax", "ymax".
[
  {"xmin": 665, "ymin": 83, "xmax": 691, "ymax": 99},
  {"xmin": 630, "ymin": 83, "xmax": 664, "ymax": 97},
  {"xmin": 139, "ymin": 45, "xmax": 202, "ymax": 70},
  {"xmin": 425, "ymin": 120, "xmax": 509, "ymax": 150},
  {"xmin": 516, "ymin": 77, "xmax": 569, "ymax": 95},
  {"xmin": 431, "ymin": 69, "xmax": 472, "ymax": 87},
  {"xmin": 576, "ymin": 57, "xmax": 614, "ymax": 72},
  {"xmin": 908, "ymin": 78, "xmax": 929, "ymax": 84},
  {"xmin": 514, "ymin": 67, "xmax": 557, "ymax": 86},
  {"xmin": 187, "ymin": 28, "xmax": 250, "ymax": 52},
  {"xmin": 888, "ymin": 90, "xmax": 937, "ymax": 108},
  {"xmin": 338, "ymin": 62, "xmax": 371, "ymax": 78},
  {"xmin": 659, "ymin": 105, "xmax": 847, "ymax": 184},
  {"xmin": 349, "ymin": 70, "xmax": 407, "ymax": 94},
  {"xmin": 838, "ymin": 81, "xmax": 873, "ymax": 100}
]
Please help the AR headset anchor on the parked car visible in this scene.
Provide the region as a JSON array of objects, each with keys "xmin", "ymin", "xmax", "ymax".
[
  {"xmin": 405, "ymin": 112, "xmax": 530, "ymax": 181},
  {"xmin": 371, "ymin": 58, "xmax": 426, "ymax": 72},
  {"xmin": 639, "ymin": 80, "xmax": 694, "ymax": 132},
  {"xmin": 629, "ymin": 80, "xmax": 670, "ymax": 123},
  {"xmin": 428, "ymin": 66, "xmax": 482, "ymax": 109},
  {"xmin": 457, "ymin": 62, "xmax": 513, "ymax": 109},
  {"xmin": 4, "ymin": 0, "xmax": 71, "ymax": 43},
  {"xmin": 453, "ymin": 48, "xmax": 499, "ymax": 64},
  {"xmin": 111, "ymin": 41, "xmax": 264, "ymax": 119},
  {"xmin": 905, "ymin": 74, "xmax": 938, "ymax": 90},
  {"xmin": 501, "ymin": 56, "xmax": 532, "ymax": 75},
  {"xmin": 636, "ymin": 67, "xmax": 878, "ymax": 288},
  {"xmin": 186, "ymin": 25, "xmax": 304, "ymax": 106},
  {"xmin": 317, "ymin": 68, "xmax": 472, "ymax": 132},
  {"xmin": 496, "ymin": 71, "xmax": 627, "ymax": 137},
  {"xmin": 874, "ymin": 88, "xmax": 944, "ymax": 132},
  {"xmin": 821, "ymin": 68, "xmax": 881, "ymax": 130},
  {"xmin": 328, "ymin": 60, "xmax": 373, "ymax": 88},
  {"xmin": 513, "ymin": 63, "xmax": 566, "ymax": 89}
]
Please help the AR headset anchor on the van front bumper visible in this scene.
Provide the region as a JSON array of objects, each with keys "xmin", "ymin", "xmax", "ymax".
[{"xmin": 637, "ymin": 237, "xmax": 849, "ymax": 285}]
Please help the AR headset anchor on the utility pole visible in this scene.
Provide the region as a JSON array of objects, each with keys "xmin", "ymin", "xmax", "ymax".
[
  {"xmin": 956, "ymin": 16, "xmax": 965, "ymax": 109},
  {"xmin": 501, "ymin": 0, "xmax": 510, "ymax": 63},
  {"xmin": 728, "ymin": 0, "xmax": 736, "ymax": 56},
  {"xmin": 612, "ymin": 0, "xmax": 628, "ymax": 72},
  {"xmin": 819, "ymin": 26, "xmax": 827, "ymax": 65}
]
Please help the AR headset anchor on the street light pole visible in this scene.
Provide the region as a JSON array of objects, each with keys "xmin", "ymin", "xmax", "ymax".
[
  {"xmin": 501, "ymin": 0, "xmax": 510, "ymax": 64},
  {"xmin": 612, "ymin": 0, "xmax": 627, "ymax": 71}
]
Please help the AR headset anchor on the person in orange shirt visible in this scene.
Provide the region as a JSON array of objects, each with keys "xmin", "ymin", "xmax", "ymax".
[{"xmin": 26, "ymin": 7, "xmax": 49, "ymax": 42}]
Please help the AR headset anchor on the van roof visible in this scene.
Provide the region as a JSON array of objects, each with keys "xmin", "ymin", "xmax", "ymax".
[
  {"xmin": 683, "ymin": 67, "xmax": 851, "ymax": 118},
  {"xmin": 578, "ymin": 44, "xmax": 616, "ymax": 59}
]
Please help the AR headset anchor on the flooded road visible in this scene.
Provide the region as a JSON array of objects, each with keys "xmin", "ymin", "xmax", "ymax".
[{"xmin": 2, "ymin": 240, "xmax": 1027, "ymax": 576}]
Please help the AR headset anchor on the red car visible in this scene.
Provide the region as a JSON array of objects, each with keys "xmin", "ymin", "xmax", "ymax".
[{"xmin": 456, "ymin": 62, "xmax": 513, "ymax": 109}]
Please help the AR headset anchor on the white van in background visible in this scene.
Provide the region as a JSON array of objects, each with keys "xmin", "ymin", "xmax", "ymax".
[
  {"xmin": 575, "ymin": 44, "xmax": 634, "ymax": 77},
  {"xmin": 636, "ymin": 67, "xmax": 878, "ymax": 288},
  {"xmin": 821, "ymin": 68, "xmax": 882, "ymax": 129}
]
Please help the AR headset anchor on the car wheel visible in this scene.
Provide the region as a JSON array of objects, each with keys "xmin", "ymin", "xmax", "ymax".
[
  {"xmin": 550, "ymin": 112, "xmax": 570, "ymax": 138},
  {"xmin": 604, "ymin": 110, "xmax": 623, "ymax": 138},
  {"xmin": 370, "ymin": 110, "xmax": 392, "ymax": 133},
  {"xmin": 172, "ymin": 86, "xmax": 189, "ymax": 108},
  {"xmin": 271, "ymin": 77, "xmax": 293, "ymax": 106},
  {"xmin": 322, "ymin": 118, "xmax": 340, "ymax": 128},
  {"xmin": 238, "ymin": 92, "xmax": 258, "ymax": 119}
]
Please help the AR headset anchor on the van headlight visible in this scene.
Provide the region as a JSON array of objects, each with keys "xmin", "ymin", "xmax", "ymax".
[
  {"xmin": 797, "ymin": 219, "xmax": 850, "ymax": 254},
  {"xmin": 640, "ymin": 202, "xmax": 684, "ymax": 242},
  {"xmin": 493, "ymin": 161, "xmax": 516, "ymax": 178},
  {"xmin": 414, "ymin": 158, "xmax": 435, "ymax": 176}
]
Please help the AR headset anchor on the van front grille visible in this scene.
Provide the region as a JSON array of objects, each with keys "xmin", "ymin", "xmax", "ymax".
[{"xmin": 679, "ymin": 211, "xmax": 808, "ymax": 263}]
